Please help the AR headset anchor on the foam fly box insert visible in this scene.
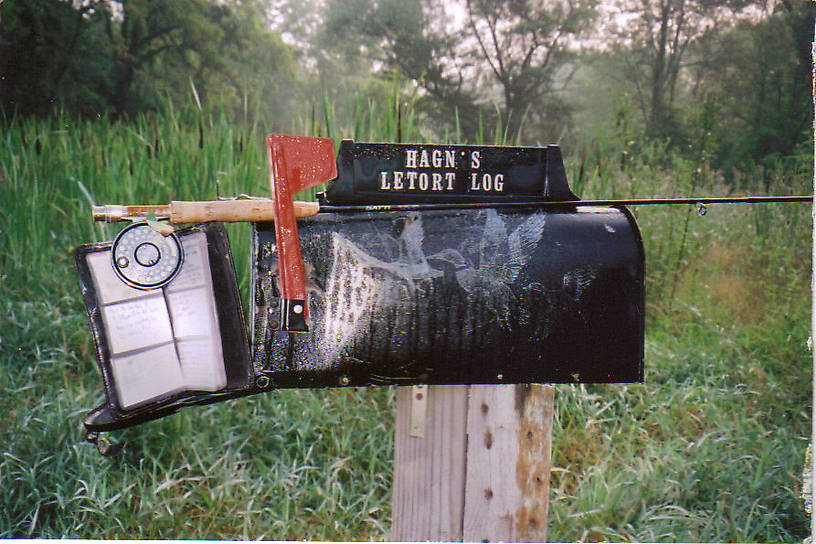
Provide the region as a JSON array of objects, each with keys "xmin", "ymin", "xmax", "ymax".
[{"xmin": 76, "ymin": 223, "xmax": 253, "ymax": 432}]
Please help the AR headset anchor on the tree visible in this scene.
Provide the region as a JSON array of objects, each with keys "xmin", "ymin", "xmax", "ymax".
[
  {"xmin": 318, "ymin": 0, "xmax": 596, "ymax": 142},
  {"xmin": 464, "ymin": 0, "xmax": 596, "ymax": 139},
  {"xmin": 317, "ymin": 0, "xmax": 478, "ymax": 136},
  {"xmin": 0, "ymin": 0, "xmax": 297, "ymax": 121},
  {"xmin": 100, "ymin": 0, "xmax": 226, "ymax": 115},
  {"xmin": 148, "ymin": 0, "xmax": 296, "ymax": 122},
  {"xmin": 607, "ymin": 0, "xmax": 753, "ymax": 141},
  {"xmin": 0, "ymin": 0, "xmax": 112, "ymax": 117},
  {"xmin": 686, "ymin": 1, "xmax": 814, "ymax": 175}
]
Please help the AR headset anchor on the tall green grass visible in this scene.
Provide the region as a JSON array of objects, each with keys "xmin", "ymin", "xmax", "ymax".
[
  {"xmin": 549, "ymin": 129, "xmax": 812, "ymax": 541},
  {"xmin": 0, "ymin": 92, "xmax": 811, "ymax": 541}
]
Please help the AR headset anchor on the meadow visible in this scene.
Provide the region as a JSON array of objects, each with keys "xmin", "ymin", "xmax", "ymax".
[{"xmin": 0, "ymin": 98, "xmax": 811, "ymax": 541}]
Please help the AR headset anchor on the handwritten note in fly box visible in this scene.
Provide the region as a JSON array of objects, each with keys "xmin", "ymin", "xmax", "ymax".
[{"xmin": 86, "ymin": 232, "xmax": 227, "ymax": 409}]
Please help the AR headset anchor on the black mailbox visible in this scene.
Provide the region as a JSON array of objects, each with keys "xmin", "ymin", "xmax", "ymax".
[
  {"xmin": 251, "ymin": 140, "xmax": 644, "ymax": 388},
  {"xmin": 77, "ymin": 138, "xmax": 644, "ymax": 434}
]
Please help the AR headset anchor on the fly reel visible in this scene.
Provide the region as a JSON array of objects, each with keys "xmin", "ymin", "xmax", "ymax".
[{"xmin": 111, "ymin": 222, "xmax": 183, "ymax": 289}]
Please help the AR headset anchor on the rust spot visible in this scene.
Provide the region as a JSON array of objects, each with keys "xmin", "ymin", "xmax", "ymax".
[
  {"xmin": 514, "ymin": 383, "xmax": 532, "ymax": 413},
  {"xmin": 484, "ymin": 488, "xmax": 493, "ymax": 500},
  {"xmin": 484, "ymin": 430, "xmax": 493, "ymax": 449},
  {"xmin": 513, "ymin": 385, "xmax": 553, "ymax": 541},
  {"xmin": 481, "ymin": 402, "xmax": 489, "ymax": 415}
]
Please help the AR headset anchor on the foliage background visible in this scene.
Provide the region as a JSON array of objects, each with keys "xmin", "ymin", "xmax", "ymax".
[{"xmin": 0, "ymin": 0, "xmax": 813, "ymax": 541}]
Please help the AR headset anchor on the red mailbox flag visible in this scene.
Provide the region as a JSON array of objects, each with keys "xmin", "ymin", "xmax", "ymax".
[{"xmin": 267, "ymin": 134, "xmax": 337, "ymax": 331}]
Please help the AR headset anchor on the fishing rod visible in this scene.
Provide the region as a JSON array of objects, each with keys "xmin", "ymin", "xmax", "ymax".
[
  {"xmin": 317, "ymin": 195, "xmax": 812, "ymax": 214},
  {"xmin": 92, "ymin": 194, "xmax": 811, "ymax": 223}
]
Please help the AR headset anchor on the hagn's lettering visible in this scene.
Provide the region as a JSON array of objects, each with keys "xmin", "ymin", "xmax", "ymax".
[
  {"xmin": 378, "ymin": 146, "xmax": 506, "ymax": 194},
  {"xmin": 405, "ymin": 149, "xmax": 418, "ymax": 168}
]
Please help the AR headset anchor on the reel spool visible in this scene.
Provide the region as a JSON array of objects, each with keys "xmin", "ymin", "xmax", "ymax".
[{"xmin": 111, "ymin": 222, "xmax": 183, "ymax": 290}]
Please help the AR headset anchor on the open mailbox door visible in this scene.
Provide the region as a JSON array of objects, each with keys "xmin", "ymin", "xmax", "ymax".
[
  {"xmin": 76, "ymin": 223, "xmax": 254, "ymax": 432},
  {"xmin": 77, "ymin": 136, "xmax": 644, "ymax": 434}
]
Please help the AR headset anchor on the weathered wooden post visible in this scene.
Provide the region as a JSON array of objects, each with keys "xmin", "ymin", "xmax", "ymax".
[{"xmin": 393, "ymin": 384, "xmax": 554, "ymax": 542}]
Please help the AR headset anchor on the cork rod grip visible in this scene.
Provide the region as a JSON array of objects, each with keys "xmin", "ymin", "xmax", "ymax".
[{"xmin": 169, "ymin": 200, "xmax": 319, "ymax": 223}]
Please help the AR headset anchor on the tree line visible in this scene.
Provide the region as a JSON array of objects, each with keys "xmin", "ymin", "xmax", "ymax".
[
  {"xmin": 1, "ymin": 0, "xmax": 295, "ymax": 119},
  {"xmin": 1, "ymin": 0, "xmax": 812, "ymax": 175}
]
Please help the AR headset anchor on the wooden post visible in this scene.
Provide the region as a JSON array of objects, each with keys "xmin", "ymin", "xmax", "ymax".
[{"xmin": 393, "ymin": 384, "xmax": 555, "ymax": 542}]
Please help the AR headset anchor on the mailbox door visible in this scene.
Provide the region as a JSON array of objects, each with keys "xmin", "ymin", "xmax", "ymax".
[
  {"xmin": 252, "ymin": 205, "xmax": 644, "ymax": 387},
  {"xmin": 77, "ymin": 223, "xmax": 254, "ymax": 432}
]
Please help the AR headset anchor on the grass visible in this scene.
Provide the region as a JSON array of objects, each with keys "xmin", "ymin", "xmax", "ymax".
[
  {"xmin": 0, "ymin": 96, "xmax": 811, "ymax": 540},
  {"xmin": 0, "ymin": 292, "xmax": 394, "ymax": 539}
]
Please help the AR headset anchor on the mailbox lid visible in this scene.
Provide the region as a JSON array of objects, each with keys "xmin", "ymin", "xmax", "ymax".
[{"xmin": 252, "ymin": 205, "xmax": 644, "ymax": 387}]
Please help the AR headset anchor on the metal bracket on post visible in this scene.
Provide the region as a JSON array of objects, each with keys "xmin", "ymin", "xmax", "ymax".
[{"xmin": 410, "ymin": 384, "xmax": 428, "ymax": 438}]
